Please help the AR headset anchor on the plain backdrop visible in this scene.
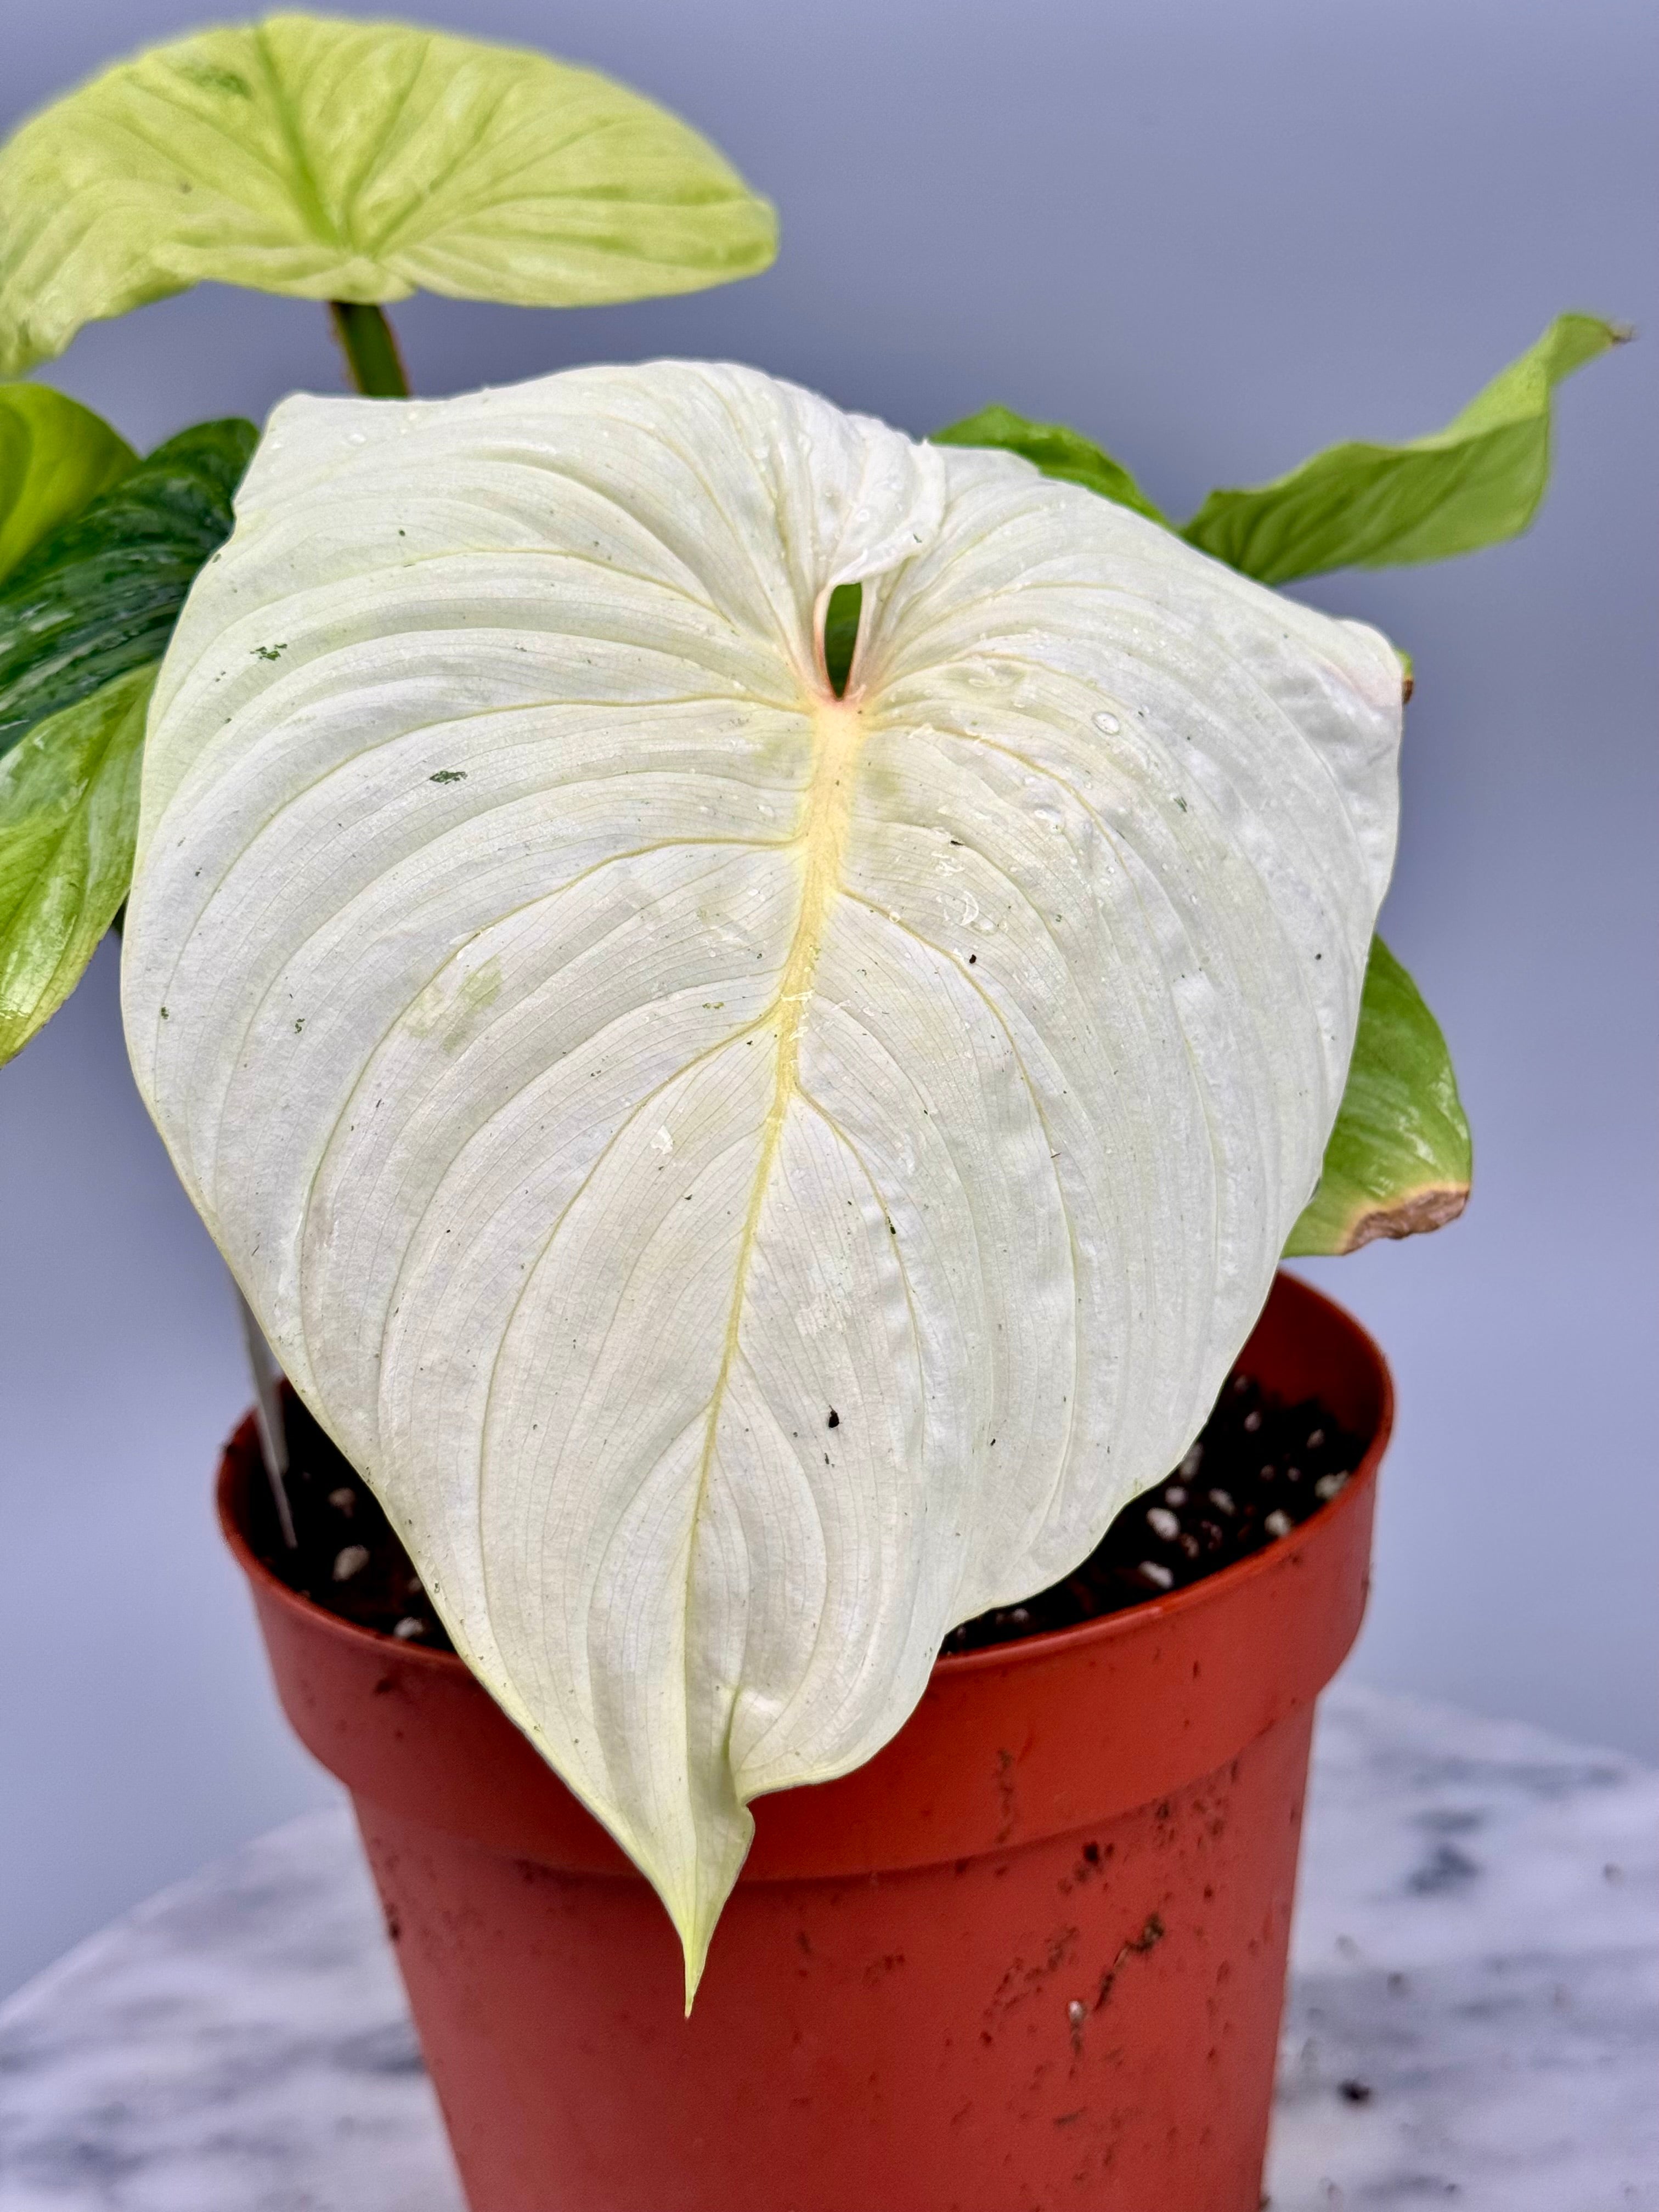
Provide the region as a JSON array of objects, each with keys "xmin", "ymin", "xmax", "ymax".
[{"xmin": 1, "ymin": 0, "xmax": 1654, "ymax": 2000}]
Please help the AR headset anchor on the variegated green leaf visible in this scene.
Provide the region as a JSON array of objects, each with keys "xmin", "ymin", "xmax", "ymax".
[
  {"xmin": 0, "ymin": 663, "xmax": 153, "ymax": 1064},
  {"xmin": 0, "ymin": 417, "xmax": 253, "ymax": 760},
  {"xmin": 0, "ymin": 416, "xmax": 252, "ymax": 1054}
]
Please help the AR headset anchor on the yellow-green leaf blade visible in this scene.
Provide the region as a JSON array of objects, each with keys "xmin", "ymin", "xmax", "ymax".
[
  {"xmin": 0, "ymin": 383, "xmax": 134, "ymax": 582},
  {"xmin": 0, "ymin": 662, "xmax": 153, "ymax": 1064},
  {"xmin": 1285, "ymin": 934, "xmax": 1471, "ymax": 1257},
  {"xmin": 932, "ymin": 404, "xmax": 1170, "ymax": 526},
  {"xmin": 1183, "ymin": 313, "xmax": 1628, "ymax": 585},
  {"xmin": 0, "ymin": 14, "xmax": 779, "ymax": 374}
]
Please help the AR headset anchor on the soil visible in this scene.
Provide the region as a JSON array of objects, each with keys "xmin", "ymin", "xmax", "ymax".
[
  {"xmin": 940, "ymin": 1373, "xmax": 1365, "ymax": 1655},
  {"xmin": 249, "ymin": 1372, "xmax": 1365, "ymax": 1659}
]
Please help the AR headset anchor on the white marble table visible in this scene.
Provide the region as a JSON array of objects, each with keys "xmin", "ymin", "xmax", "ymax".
[{"xmin": 2, "ymin": 1683, "xmax": 1655, "ymax": 2211}]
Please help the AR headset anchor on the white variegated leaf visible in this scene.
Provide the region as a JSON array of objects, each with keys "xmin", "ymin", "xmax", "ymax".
[{"xmin": 122, "ymin": 361, "xmax": 1401, "ymax": 1997}]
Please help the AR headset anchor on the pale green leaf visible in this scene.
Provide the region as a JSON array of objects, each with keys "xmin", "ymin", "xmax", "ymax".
[
  {"xmin": 1285, "ymin": 934, "xmax": 1471, "ymax": 1256},
  {"xmin": 932, "ymin": 403, "xmax": 1169, "ymax": 524},
  {"xmin": 0, "ymin": 382, "xmax": 134, "ymax": 582},
  {"xmin": 123, "ymin": 363, "xmax": 1403, "ymax": 1995},
  {"xmin": 1183, "ymin": 313, "xmax": 1628, "ymax": 584},
  {"xmin": 0, "ymin": 662, "xmax": 153, "ymax": 1064},
  {"xmin": 0, "ymin": 13, "xmax": 780, "ymax": 374}
]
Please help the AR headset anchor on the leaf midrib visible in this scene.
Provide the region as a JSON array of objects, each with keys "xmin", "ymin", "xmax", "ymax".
[
  {"xmin": 253, "ymin": 25, "xmax": 345, "ymax": 250},
  {"xmin": 675, "ymin": 693, "xmax": 867, "ymax": 1908}
]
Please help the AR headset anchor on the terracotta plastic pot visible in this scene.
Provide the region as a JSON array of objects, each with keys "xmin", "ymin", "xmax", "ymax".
[{"xmin": 220, "ymin": 1271, "xmax": 1390, "ymax": 2212}]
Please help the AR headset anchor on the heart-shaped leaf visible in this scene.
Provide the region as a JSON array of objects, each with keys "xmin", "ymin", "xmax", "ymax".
[
  {"xmin": 122, "ymin": 362, "xmax": 1402, "ymax": 1995},
  {"xmin": 0, "ymin": 664, "xmax": 152, "ymax": 1064},
  {"xmin": 0, "ymin": 14, "xmax": 779, "ymax": 375},
  {"xmin": 0, "ymin": 383, "xmax": 134, "ymax": 583},
  {"xmin": 1285, "ymin": 934, "xmax": 1470, "ymax": 1255}
]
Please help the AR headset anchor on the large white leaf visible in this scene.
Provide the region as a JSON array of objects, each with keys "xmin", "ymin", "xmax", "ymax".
[{"xmin": 122, "ymin": 362, "xmax": 1401, "ymax": 1996}]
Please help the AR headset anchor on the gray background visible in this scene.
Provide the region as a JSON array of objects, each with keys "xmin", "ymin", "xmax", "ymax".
[{"xmin": 2, "ymin": 0, "xmax": 1653, "ymax": 2000}]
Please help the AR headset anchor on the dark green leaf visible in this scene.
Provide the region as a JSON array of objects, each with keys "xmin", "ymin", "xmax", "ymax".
[
  {"xmin": 823, "ymin": 581, "xmax": 861, "ymax": 697},
  {"xmin": 0, "ymin": 662, "xmax": 152, "ymax": 1064},
  {"xmin": 932, "ymin": 404, "xmax": 1169, "ymax": 525},
  {"xmin": 1183, "ymin": 313, "xmax": 1627, "ymax": 584},
  {"xmin": 0, "ymin": 415, "xmax": 255, "ymax": 760},
  {"xmin": 1285, "ymin": 935, "xmax": 1471, "ymax": 1256},
  {"xmin": 0, "ymin": 382, "xmax": 134, "ymax": 583}
]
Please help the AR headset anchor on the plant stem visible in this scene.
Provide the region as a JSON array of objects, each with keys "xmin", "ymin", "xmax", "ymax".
[
  {"xmin": 235, "ymin": 1288, "xmax": 297, "ymax": 1549},
  {"xmin": 328, "ymin": 301, "xmax": 411, "ymax": 398}
]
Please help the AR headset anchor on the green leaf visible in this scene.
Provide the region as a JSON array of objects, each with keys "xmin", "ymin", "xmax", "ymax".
[
  {"xmin": 1182, "ymin": 313, "xmax": 1628, "ymax": 585},
  {"xmin": 822, "ymin": 580, "xmax": 861, "ymax": 696},
  {"xmin": 0, "ymin": 661, "xmax": 153, "ymax": 1064},
  {"xmin": 0, "ymin": 382, "xmax": 134, "ymax": 582},
  {"xmin": 932, "ymin": 404, "xmax": 1170, "ymax": 524},
  {"xmin": 0, "ymin": 413, "xmax": 252, "ymax": 1052},
  {"xmin": 1285, "ymin": 935, "xmax": 1471, "ymax": 1256},
  {"xmin": 0, "ymin": 416, "xmax": 255, "ymax": 761},
  {"xmin": 0, "ymin": 14, "xmax": 780, "ymax": 374}
]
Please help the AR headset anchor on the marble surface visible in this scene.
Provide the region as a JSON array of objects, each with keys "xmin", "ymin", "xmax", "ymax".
[{"xmin": 1, "ymin": 1683, "xmax": 1654, "ymax": 2211}]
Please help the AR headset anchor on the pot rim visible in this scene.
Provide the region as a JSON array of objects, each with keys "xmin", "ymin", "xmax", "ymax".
[{"xmin": 219, "ymin": 1269, "xmax": 1392, "ymax": 1687}]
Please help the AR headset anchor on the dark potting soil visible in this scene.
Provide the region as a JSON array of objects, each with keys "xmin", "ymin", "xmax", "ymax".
[
  {"xmin": 248, "ymin": 1373, "xmax": 1365, "ymax": 1658},
  {"xmin": 940, "ymin": 1374, "xmax": 1365, "ymax": 1655}
]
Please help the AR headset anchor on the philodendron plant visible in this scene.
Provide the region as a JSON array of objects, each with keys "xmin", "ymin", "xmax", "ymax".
[{"xmin": 0, "ymin": 16, "xmax": 1624, "ymax": 2005}]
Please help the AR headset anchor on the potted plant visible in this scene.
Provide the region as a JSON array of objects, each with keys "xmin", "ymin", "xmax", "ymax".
[{"xmin": 0, "ymin": 17, "xmax": 1623, "ymax": 2211}]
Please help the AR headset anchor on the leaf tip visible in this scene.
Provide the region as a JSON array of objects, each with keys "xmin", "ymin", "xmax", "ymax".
[
  {"xmin": 676, "ymin": 1887, "xmax": 727, "ymax": 2017},
  {"xmin": 1338, "ymin": 1180, "xmax": 1471, "ymax": 1254}
]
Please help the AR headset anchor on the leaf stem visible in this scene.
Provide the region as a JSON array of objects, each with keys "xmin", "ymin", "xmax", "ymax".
[
  {"xmin": 328, "ymin": 302, "xmax": 411, "ymax": 398},
  {"xmin": 235, "ymin": 1288, "xmax": 297, "ymax": 1550}
]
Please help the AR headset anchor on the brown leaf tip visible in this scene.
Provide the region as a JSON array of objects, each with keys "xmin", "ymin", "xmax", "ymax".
[{"xmin": 1341, "ymin": 1182, "xmax": 1470, "ymax": 1254}]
